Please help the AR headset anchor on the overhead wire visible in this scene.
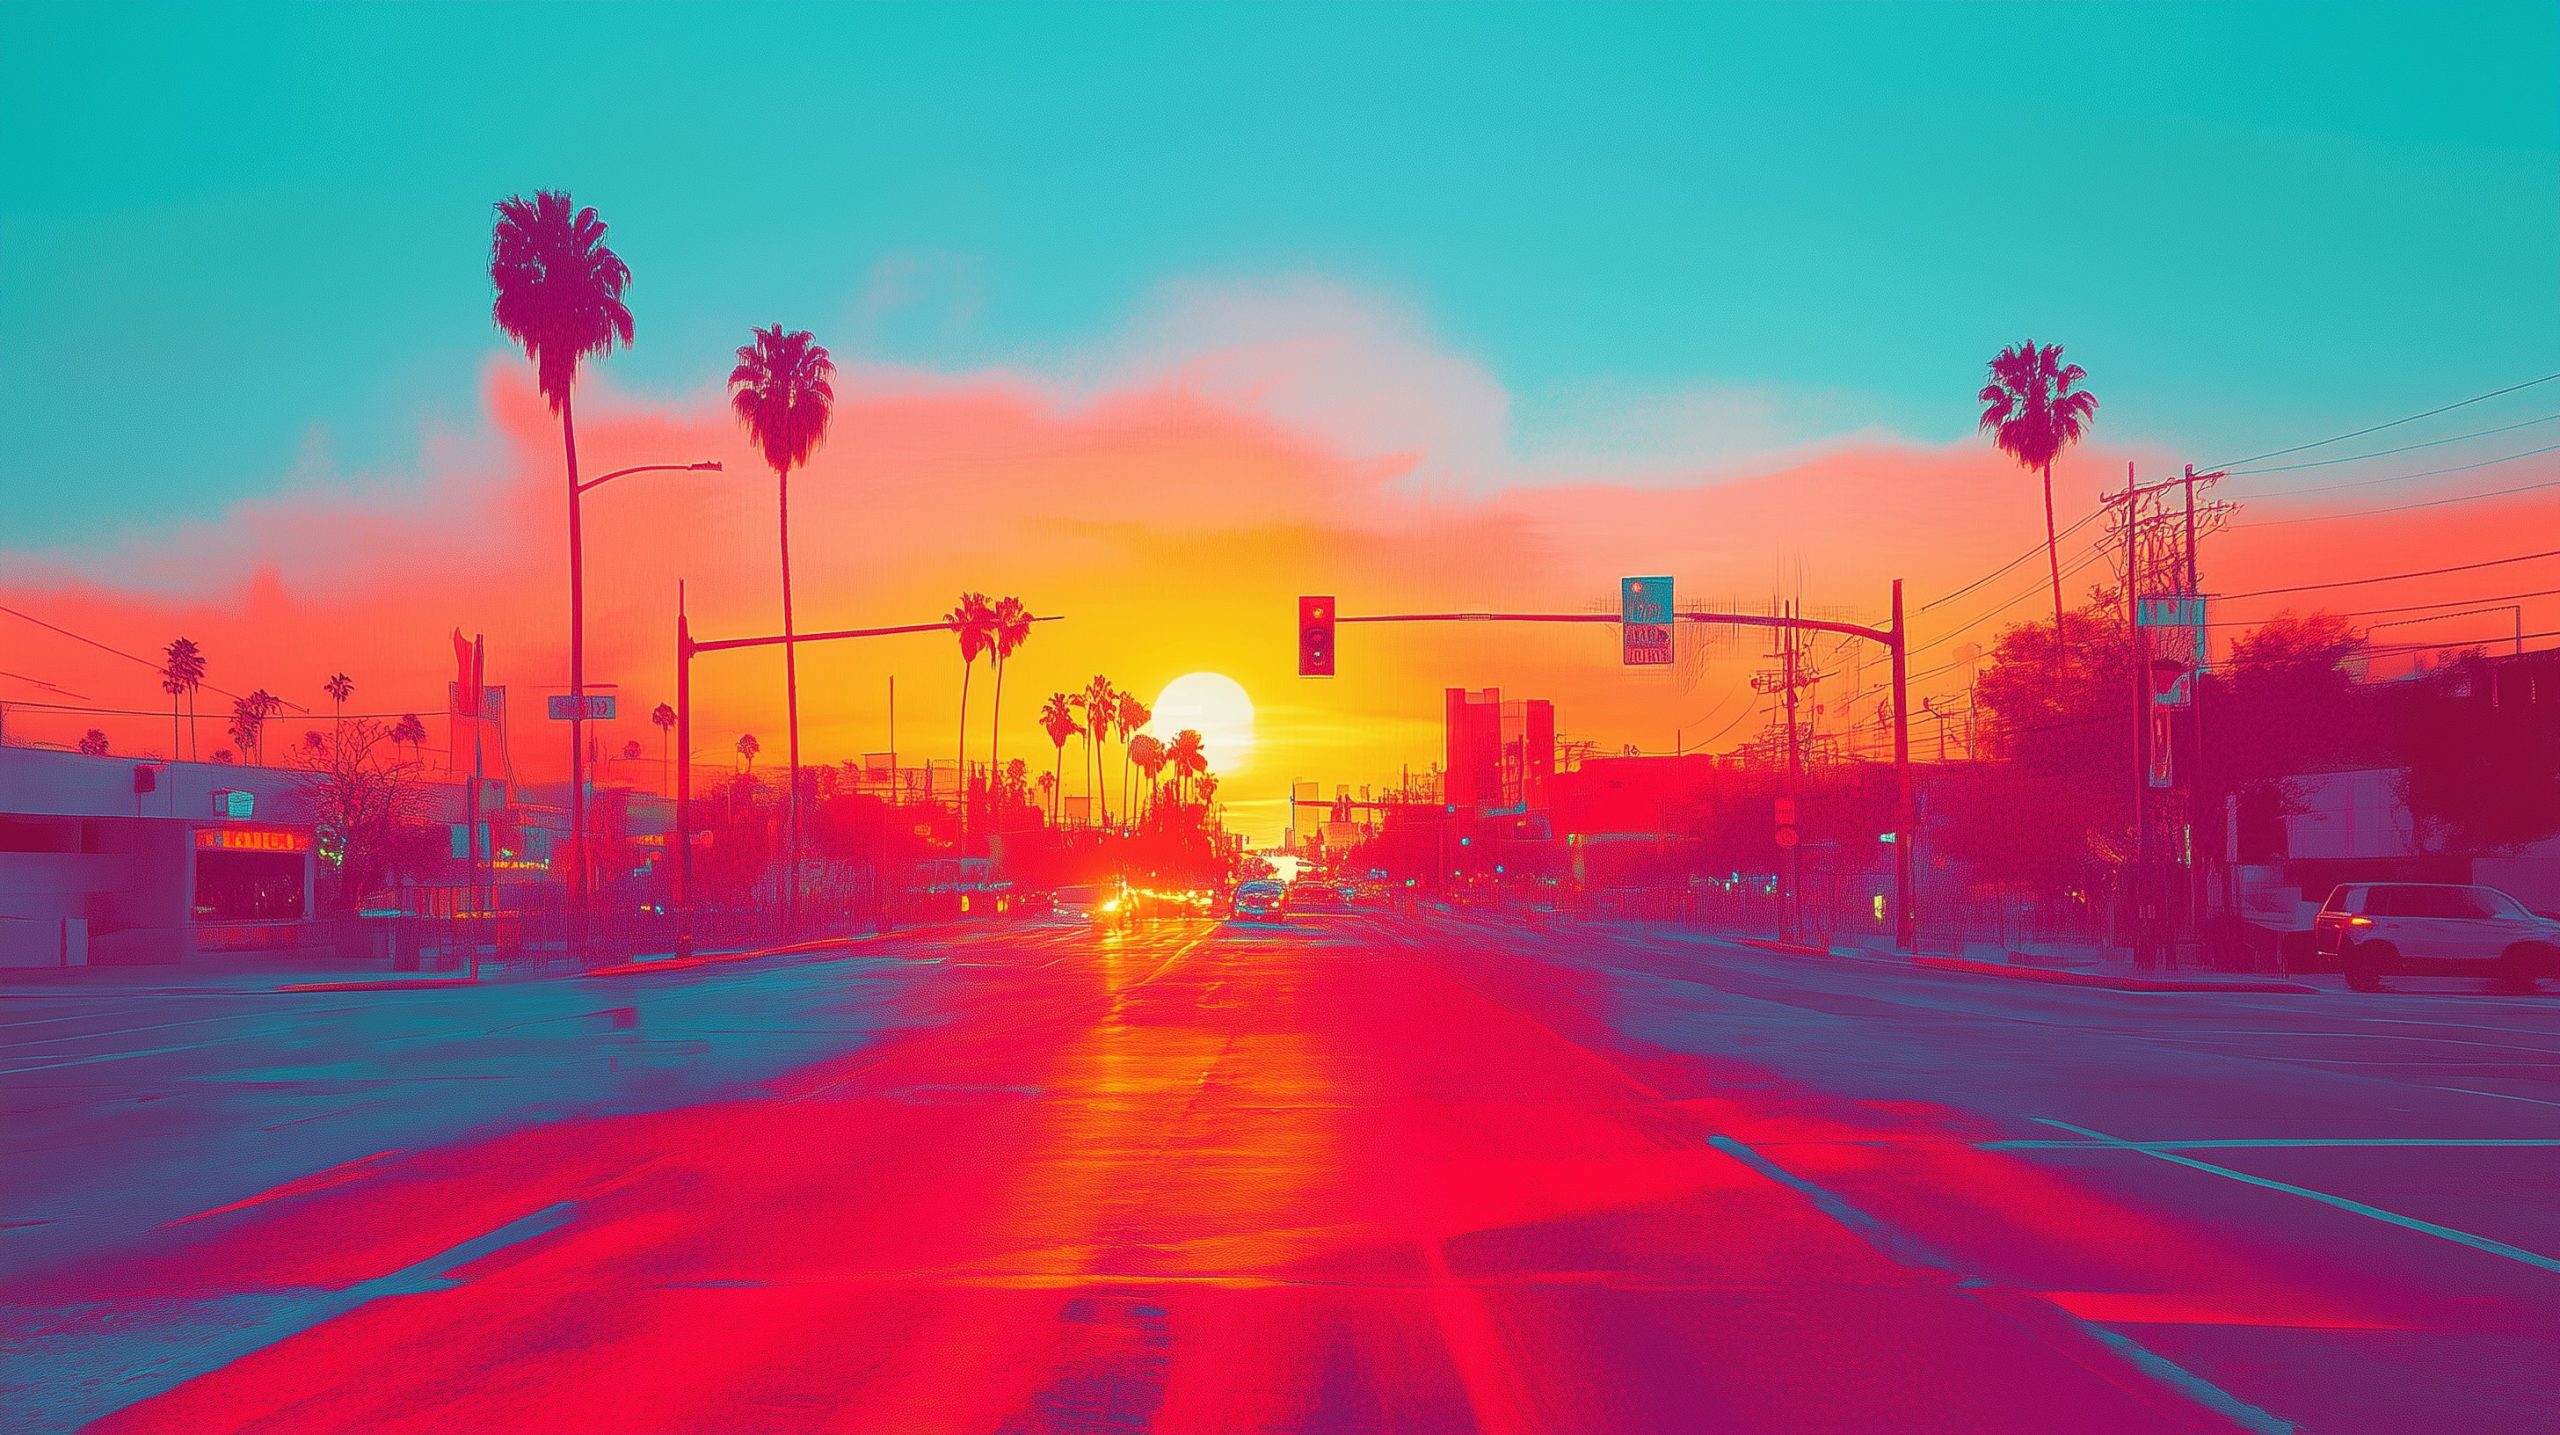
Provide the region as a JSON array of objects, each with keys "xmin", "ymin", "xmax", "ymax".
[{"xmin": 2204, "ymin": 372, "xmax": 2560, "ymax": 470}]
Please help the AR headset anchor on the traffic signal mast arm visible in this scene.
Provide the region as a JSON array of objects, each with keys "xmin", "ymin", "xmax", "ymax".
[{"xmin": 1333, "ymin": 610, "xmax": 1895, "ymax": 646}]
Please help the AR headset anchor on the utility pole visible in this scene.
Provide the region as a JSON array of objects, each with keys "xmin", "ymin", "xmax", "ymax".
[
  {"xmin": 2123, "ymin": 465, "xmax": 2152, "ymax": 969},
  {"xmin": 1783, "ymin": 600, "xmax": 1803, "ymax": 944}
]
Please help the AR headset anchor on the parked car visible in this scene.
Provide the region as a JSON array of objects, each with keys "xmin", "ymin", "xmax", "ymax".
[
  {"xmin": 1233, "ymin": 879, "xmax": 1286, "ymax": 922},
  {"xmin": 2313, "ymin": 882, "xmax": 2560, "ymax": 991}
]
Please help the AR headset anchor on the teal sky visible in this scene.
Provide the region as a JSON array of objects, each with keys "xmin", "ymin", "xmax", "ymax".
[{"xmin": 5, "ymin": 1, "xmax": 2555, "ymax": 550}]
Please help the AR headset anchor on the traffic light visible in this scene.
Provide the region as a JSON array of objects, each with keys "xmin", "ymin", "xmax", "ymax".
[{"xmin": 1298, "ymin": 595, "xmax": 1335, "ymax": 677}]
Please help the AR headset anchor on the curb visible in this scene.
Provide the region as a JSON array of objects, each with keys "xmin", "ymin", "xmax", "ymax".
[
  {"xmin": 1910, "ymin": 954, "xmax": 2318, "ymax": 994},
  {"xmin": 1733, "ymin": 936, "xmax": 1837, "ymax": 958}
]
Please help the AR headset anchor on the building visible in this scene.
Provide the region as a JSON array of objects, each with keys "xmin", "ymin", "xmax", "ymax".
[
  {"xmin": 2, "ymin": 747, "xmax": 328, "ymax": 967},
  {"xmin": 1444, "ymin": 688, "xmax": 1555, "ymax": 814}
]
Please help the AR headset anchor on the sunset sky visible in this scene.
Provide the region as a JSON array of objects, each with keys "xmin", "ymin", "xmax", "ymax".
[{"xmin": 5, "ymin": 2, "xmax": 2557, "ymax": 843}]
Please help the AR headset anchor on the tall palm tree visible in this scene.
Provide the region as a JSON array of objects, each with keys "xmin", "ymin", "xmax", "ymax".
[
  {"xmin": 324, "ymin": 673, "xmax": 353, "ymax": 754},
  {"xmin": 1130, "ymin": 733, "xmax": 1167, "ymax": 815},
  {"xmin": 160, "ymin": 669, "xmax": 186, "ymax": 761},
  {"xmin": 163, "ymin": 638, "xmax": 204, "ymax": 760},
  {"xmin": 945, "ymin": 592, "xmax": 994, "ymax": 836},
  {"xmin": 491, "ymin": 189, "xmax": 633, "ymax": 926},
  {"xmin": 1978, "ymin": 341, "xmax": 2099, "ymax": 666},
  {"xmin": 1079, "ymin": 675, "xmax": 1117, "ymax": 827},
  {"xmin": 985, "ymin": 596, "xmax": 1033, "ymax": 829},
  {"xmin": 1114, "ymin": 692, "xmax": 1149, "ymax": 818},
  {"xmin": 1040, "ymin": 693, "xmax": 1078, "ymax": 827},
  {"xmin": 728, "ymin": 323, "xmax": 836, "ymax": 930},
  {"xmin": 1166, "ymin": 729, "xmax": 1207, "ymax": 805},
  {"xmin": 1037, "ymin": 770, "xmax": 1057, "ymax": 821},
  {"xmin": 651, "ymin": 702, "xmax": 677, "ymax": 793}
]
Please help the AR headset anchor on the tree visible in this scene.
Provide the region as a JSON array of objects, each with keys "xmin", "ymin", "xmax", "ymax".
[
  {"xmin": 324, "ymin": 673, "xmax": 353, "ymax": 744},
  {"xmin": 1037, "ymin": 769, "xmax": 1057, "ymax": 819},
  {"xmin": 945, "ymin": 592, "xmax": 994, "ymax": 836},
  {"xmin": 737, "ymin": 732, "xmax": 761, "ymax": 772},
  {"xmin": 1041, "ymin": 693, "xmax": 1078, "ymax": 826},
  {"xmin": 1166, "ymin": 728, "xmax": 1207, "ymax": 805},
  {"xmin": 492, "ymin": 189, "xmax": 633, "ymax": 933},
  {"xmin": 1080, "ymin": 675, "xmax": 1117, "ymax": 827},
  {"xmin": 2192, "ymin": 613, "xmax": 2380, "ymax": 861},
  {"xmin": 651, "ymin": 701, "xmax": 677, "ymax": 793},
  {"xmin": 1130, "ymin": 733, "xmax": 1167, "ymax": 815},
  {"xmin": 728, "ymin": 323, "xmax": 836, "ymax": 931},
  {"xmin": 1937, "ymin": 605, "xmax": 2133, "ymax": 897},
  {"xmin": 986, "ymin": 596, "xmax": 1033, "ymax": 830},
  {"xmin": 2400, "ymin": 652, "xmax": 2560, "ymax": 854},
  {"xmin": 302, "ymin": 729, "xmax": 326, "ymax": 756},
  {"xmin": 1978, "ymin": 341, "xmax": 2099, "ymax": 668},
  {"xmin": 391, "ymin": 712, "xmax": 428, "ymax": 762},
  {"xmin": 229, "ymin": 690, "xmax": 282, "ymax": 765},
  {"xmin": 162, "ymin": 637, "xmax": 204, "ymax": 760},
  {"xmin": 297, "ymin": 718, "xmax": 437, "ymax": 911},
  {"xmin": 622, "ymin": 739, "xmax": 643, "ymax": 762},
  {"xmin": 1115, "ymin": 691, "xmax": 1149, "ymax": 818},
  {"xmin": 77, "ymin": 728, "xmax": 108, "ymax": 757}
]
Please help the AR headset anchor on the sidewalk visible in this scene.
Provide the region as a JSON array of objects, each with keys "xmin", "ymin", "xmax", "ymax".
[
  {"xmin": 0, "ymin": 926, "xmax": 929, "ymax": 998},
  {"xmin": 1814, "ymin": 931, "xmax": 2318, "ymax": 993}
]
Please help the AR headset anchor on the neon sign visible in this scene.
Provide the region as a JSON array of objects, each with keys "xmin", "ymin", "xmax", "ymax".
[{"xmin": 195, "ymin": 827, "xmax": 311, "ymax": 853}]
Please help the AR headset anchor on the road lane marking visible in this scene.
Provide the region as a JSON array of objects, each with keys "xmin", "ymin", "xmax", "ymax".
[
  {"xmin": 2034, "ymin": 1118, "xmax": 2560, "ymax": 1275},
  {"xmin": 1982, "ymin": 1137, "xmax": 2560, "ymax": 1151},
  {"xmin": 1704, "ymin": 1133, "xmax": 2295, "ymax": 1434}
]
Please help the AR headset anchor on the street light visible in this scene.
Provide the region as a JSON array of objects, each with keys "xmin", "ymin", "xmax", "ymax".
[{"xmin": 567, "ymin": 460, "xmax": 721, "ymax": 960}]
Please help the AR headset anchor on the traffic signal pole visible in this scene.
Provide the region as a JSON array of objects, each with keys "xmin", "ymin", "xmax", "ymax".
[{"xmin": 1311, "ymin": 592, "xmax": 1920, "ymax": 952}]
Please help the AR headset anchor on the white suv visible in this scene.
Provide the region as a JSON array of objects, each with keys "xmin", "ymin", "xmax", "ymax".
[{"xmin": 2313, "ymin": 882, "xmax": 2560, "ymax": 992}]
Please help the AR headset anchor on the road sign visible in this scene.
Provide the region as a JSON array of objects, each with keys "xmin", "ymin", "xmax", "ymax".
[
  {"xmin": 2138, "ymin": 595, "xmax": 2207, "ymax": 707},
  {"xmin": 1773, "ymin": 796, "xmax": 1797, "ymax": 827},
  {"xmin": 1774, "ymin": 825, "xmax": 1800, "ymax": 849},
  {"xmin": 547, "ymin": 694, "xmax": 615, "ymax": 721},
  {"xmin": 1621, "ymin": 576, "xmax": 1673, "ymax": 666},
  {"xmin": 1298, "ymin": 596, "xmax": 1335, "ymax": 677}
]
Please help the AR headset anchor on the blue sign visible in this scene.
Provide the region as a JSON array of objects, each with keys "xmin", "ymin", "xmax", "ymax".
[{"xmin": 1621, "ymin": 576, "xmax": 1673, "ymax": 665}]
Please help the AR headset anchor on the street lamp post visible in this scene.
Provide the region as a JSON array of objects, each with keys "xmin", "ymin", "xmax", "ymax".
[{"xmin": 570, "ymin": 460, "xmax": 721, "ymax": 961}]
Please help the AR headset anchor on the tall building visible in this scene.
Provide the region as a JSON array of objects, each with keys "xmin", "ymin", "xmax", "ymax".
[{"xmin": 1445, "ymin": 688, "xmax": 1555, "ymax": 813}]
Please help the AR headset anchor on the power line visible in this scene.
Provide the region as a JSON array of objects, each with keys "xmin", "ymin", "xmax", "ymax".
[
  {"xmin": 2223, "ymin": 413, "xmax": 2560, "ymax": 474},
  {"xmin": 0, "ymin": 603, "xmax": 308, "ymax": 712},
  {"xmin": 2205, "ymin": 372, "xmax": 2560, "ymax": 469},
  {"xmin": 1914, "ymin": 508, "xmax": 2103, "ymax": 615},
  {"xmin": 2230, "ymin": 472, "xmax": 2560, "ymax": 529},
  {"xmin": 2225, "ymin": 443, "xmax": 2560, "ymax": 500},
  {"xmin": 2215, "ymin": 548, "xmax": 2560, "ymax": 600},
  {"xmin": 2204, "ymin": 586, "xmax": 2560, "ymax": 623}
]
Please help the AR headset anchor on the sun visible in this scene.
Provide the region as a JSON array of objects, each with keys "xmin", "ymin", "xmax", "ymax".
[{"xmin": 1146, "ymin": 672, "xmax": 1256, "ymax": 776}]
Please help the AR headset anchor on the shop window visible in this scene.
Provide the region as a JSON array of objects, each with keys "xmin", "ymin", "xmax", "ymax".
[{"xmin": 194, "ymin": 850, "xmax": 306, "ymax": 922}]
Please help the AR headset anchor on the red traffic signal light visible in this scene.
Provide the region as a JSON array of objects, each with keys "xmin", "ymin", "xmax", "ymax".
[{"xmin": 1299, "ymin": 595, "xmax": 1336, "ymax": 678}]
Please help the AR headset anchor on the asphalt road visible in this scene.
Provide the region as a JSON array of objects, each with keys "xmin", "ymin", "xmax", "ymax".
[{"xmin": 4, "ymin": 913, "xmax": 2553, "ymax": 1433}]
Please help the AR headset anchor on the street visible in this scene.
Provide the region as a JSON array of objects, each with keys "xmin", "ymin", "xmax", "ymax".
[{"xmin": 5, "ymin": 913, "xmax": 2556, "ymax": 1434}]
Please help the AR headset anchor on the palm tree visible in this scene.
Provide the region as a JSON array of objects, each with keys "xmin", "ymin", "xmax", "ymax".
[
  {"xmin": 1166, "ymin": 728, "xmax": 1207, "ymax": 805},
  {"xmin": 324, "ymin": 673, "xmax": 353, "ymax": 733},
  {"xmin": 728, "ymin": 323, "xmax": 836, "ymax": 930},
  {"xmin": 491, "ymin": 189, "xmax": 633, "ymax": 927},
  {"xmin": 1978, "ymin": 341, "xmax": 2099, "ymax": 666},
  {"xmin": 945, "ymin": 592, "xmax": 994, "ymax": 835},
  {"xmin": 230, "ymin": 690, "xmax": 282, "ymax": 765},
  {"xmin": 1080, "ymin": 675, "xmax": 1116, "ymax": 827},
  {"xmin": 1040, "ymin": 693, "xmax": 1078, "ymax": 826},
  {"xmin": 737, "ymin": 732, "xmax": 760, "ymax": 772},
  {"xmin": 651, "ymin": 702, "xmax": 677, "ymax": 793},
  {"xmin": 162, "ymin": 638, "xmax": 204, "ymax": 760},
  {"xmin": 160, "ymin": 669, "xmax": 186, "ymax": 760},
  {"xmin": 392, "ymin": 712, "xmax": 428, "ymax": 762},
  {"xmin": 1114, "ymin": 691, "xmax": 1149, "ymax": 818},
  {"xmin": 78, "ymin": 728, "xmax": 108, "ymax": 757},
  {"xmin": 985, "ymin": 596, "xmax": 1033, "ymax": 829},
  {"xmin": 1037, "ymin": 770, "xmax": 1057, "ymax": 820},
  {"xmin": 1130, "ymin": 733, "xmax": 1167, "ymax": 815}
]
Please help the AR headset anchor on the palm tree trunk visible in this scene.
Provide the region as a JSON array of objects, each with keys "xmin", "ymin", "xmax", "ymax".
[
  {"xmin": 2043, "ymin": 460, "xmax": 2066, "ymax": 669},
  {"xmin": 1053, "ymin": 745, "xmax": 1065, "ymax": 826},
  {"xmin": 987, "ymin": 657, "xmax": 1004, "ymax": 834},
  {"xmin": 778, "ymin": 461, "xmax": 802, "ymax": 937},
  {"xmin": 565, "ymin": 389, "xmax": 588, "ymax": 945},
  {"xmin": 171, "ymin": 697, "xmax": 180, "ymax": 762},
  {"xmin": 1121, "ymin": 742, "xmax": 1132, "ymax": 820},
  {"xmin": 956, "ymin": 661, "xmax": 974, "ymax": 840}
]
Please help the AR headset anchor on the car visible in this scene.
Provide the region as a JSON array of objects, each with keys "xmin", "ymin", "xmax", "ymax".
[
  {"xmin": 2313, "ymin": 882, "xmax": 2560, "ymax": 992},
  {"xmin": 1232, "ymin": 879, "xmax": 1286, "ymax": 921},
  {"xmin": 1292, "ymin": 884, "xmax": 1351, "ymax": 913}
]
